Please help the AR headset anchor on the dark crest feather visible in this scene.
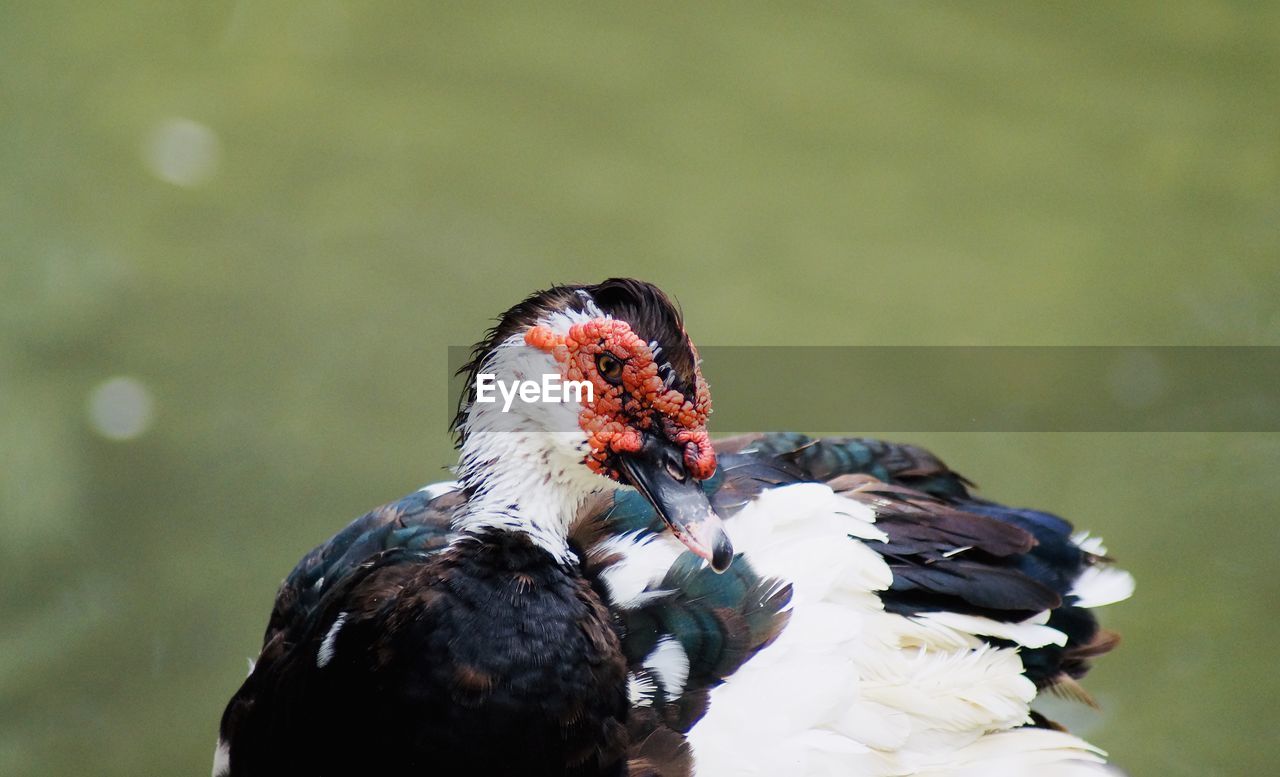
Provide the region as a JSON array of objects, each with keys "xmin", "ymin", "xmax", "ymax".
[{"xmin": 452, "ymin": 278, "xmax": 696, "ymax": 442}]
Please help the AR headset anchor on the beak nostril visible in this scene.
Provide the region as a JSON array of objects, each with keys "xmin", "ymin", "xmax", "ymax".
[{"xmin": 664, "ymin": 455, "xmax": 686, "ymax": 482}]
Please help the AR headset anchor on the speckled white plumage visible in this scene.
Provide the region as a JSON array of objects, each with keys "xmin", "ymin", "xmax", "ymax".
[{"xmin": 451, "ymin": 307, "xmax": 611, "ymax": 565}]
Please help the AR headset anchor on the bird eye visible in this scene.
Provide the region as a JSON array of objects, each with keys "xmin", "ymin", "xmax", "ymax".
[{"xmin": 596, "ymin": 354, "xmax": 624, "ymax": 384}]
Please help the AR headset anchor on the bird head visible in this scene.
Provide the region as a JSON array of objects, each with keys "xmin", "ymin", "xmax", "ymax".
[{"xmin": 455, "ymin": 278, "xmax": 732, "ymax": 571}]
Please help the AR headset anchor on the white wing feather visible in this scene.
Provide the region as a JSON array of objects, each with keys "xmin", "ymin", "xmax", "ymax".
[{"xmin": 684, "ymin": 483, "xmax": 1124, "ymax": 777}]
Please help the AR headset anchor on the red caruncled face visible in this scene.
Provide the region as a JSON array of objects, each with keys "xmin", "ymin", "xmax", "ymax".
[{"xmin": 525, "ymin": 318, "xmax": 715, "ymax": 481}]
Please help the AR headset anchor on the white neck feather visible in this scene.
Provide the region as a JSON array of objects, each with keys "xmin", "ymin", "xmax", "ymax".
[
  {"xmin": 454, "ymin": 429, "xmax": 608, "ymax": 564},
  {"xmin": 452, "ymin": 308, "xmax": 613, "ymax": 564}
]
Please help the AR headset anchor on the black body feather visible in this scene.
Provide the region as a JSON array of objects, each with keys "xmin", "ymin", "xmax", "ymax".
[{"xmin": 222, "ymin": 530, "xmax": 630, "ymax": 776}]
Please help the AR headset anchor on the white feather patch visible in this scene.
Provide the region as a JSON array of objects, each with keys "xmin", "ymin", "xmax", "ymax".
[
  {"xmin": 316, "ymin": 612, "xmax": 347, "ymax": 668},
  {"xmin": 1070, "ymin": 531, "xmax": 1109, "ymax": 557},
  {"xmin": 1070, "ymin": 565, "xmax": 1135, "ymax": 609},
  {"xmin": 628, "ymin": 672, "xmax": 656, "ymax": 707},
  {"xmin": 538, "ymin": 304, "xmax": 598, "ymax": 335},
  {"xmin": 685, "ymin": 480, "xmax": 1119, "ymax": 776},
  {"xmin": 916, "ymin": 727, "xmax": 1113, "ymax": 776},
  {"xmin": 594, "ymin": 531, "xmax": 684, "ymax": 608},
  {"xmin": 859, "ymin": 644, "xmax": 1037, "ymax": 733},
  {"xmin": 211, "ymin": 738, "xmax": 230, "ymax": 777},
  {"xmin": 417, "ymin": 480, "xmax": 461, "ymax": 500},
  {"xmin": 451, "ymin": 333, "xmax": 604, "ymax": 565},
  {"xmin": 915, "ymin": 611, "xmax": 1069, "ymax": 649},
  {"xmin": 643, "ymin": 636, "xmax": 690, "ymax": 699}
]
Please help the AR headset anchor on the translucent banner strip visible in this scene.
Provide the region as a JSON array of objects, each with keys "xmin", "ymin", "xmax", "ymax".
[{"xmin": 446, "ymin": 346, "xmax": 1280, "ymax": 433}]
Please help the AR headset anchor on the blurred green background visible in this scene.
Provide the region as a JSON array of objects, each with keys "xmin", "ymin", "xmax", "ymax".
[{"xmin": 3, "ymin": 2, "xmax": 1278, "ymax": 775}]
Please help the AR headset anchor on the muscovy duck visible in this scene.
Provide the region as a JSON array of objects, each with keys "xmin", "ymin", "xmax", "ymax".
[{"xmin": 216, "ymin": 278, "xmax": 1133, "ymax": 776}]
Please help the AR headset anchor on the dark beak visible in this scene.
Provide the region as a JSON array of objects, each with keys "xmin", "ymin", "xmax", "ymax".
[{"xmin": 618, "ymin": 435, "xmax": 734, "ymax": 573}]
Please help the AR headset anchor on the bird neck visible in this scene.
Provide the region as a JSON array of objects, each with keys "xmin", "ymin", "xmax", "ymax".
[{"xmin": 453, "ymin": 429, "xmax": 609, "ymax": 566}]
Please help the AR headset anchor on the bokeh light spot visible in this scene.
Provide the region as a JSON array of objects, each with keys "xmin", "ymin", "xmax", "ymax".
[
  {"xmin": 141, "ymin": 118, "xmax": 221, "ymax": 187},
  {"xmin": 87, "ymin": 376, "xmax": 155, "ymax": 441}
]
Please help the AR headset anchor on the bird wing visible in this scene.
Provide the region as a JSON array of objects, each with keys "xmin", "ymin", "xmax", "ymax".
[
  {"xmin": 257, "ymin": 483, "xmax": 462, "ymax": 652},
  {"xmin": 711, "ymin": 434, "xmax": 1130, "ymax": 695},
  {"xmin": 577, "ymin": 433, "xmax": 1132, "ymax": 776},
  {"xmin": 216, "ymin": 486, "xmax": 462, "ymax": 775},
  {"xmin": 217, "ymin": 543, "xmax": 441, "ymax": 774}
]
